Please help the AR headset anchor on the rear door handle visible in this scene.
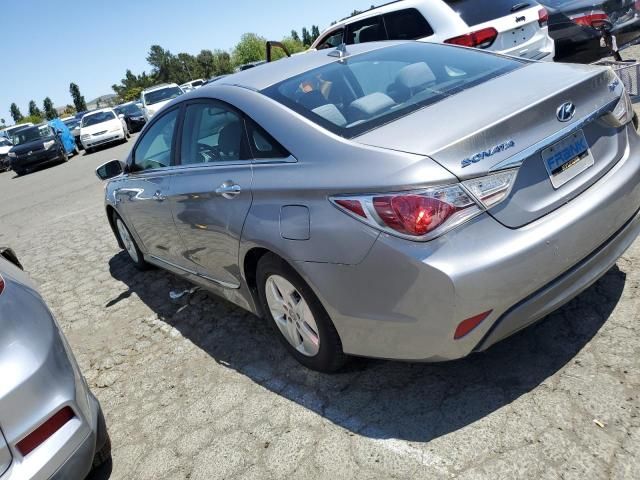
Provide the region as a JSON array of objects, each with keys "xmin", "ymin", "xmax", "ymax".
[{"xmin": 215, "ymin": 181, "xmax": 241, "ymax": 199}]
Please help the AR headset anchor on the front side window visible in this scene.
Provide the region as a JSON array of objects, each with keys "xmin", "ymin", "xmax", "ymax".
[
  {"xmin": 144, "ymin": 87, "xmax": 183, "ymax": 106},
  {"xmin": 384, "ymin": 9, "xmax": 434, "ymax": 40},
  {"xmin": 263, "ymin": 42, "xmax": 523, "ymax": 138},
  {"xmin": 82, "ymin": 111, "xmax": 116, "ymax": 127},
  {"xmin": 180, "ymin": 103, "xmax": 247, "ymax": 165},
  {"xmin": 346, "ymin": 16, "xmax": 387, "ymax": 44},
  {"xmin": 316, "ymin": 29, "xmax": 344, "ymax": 50},
  {"xmin": 133, "ymin": 109, "xmax": 178, "ymax": 171}
]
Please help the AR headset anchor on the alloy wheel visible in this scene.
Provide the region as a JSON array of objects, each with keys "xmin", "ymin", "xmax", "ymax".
[{"xmin": 116, "ymin": 218, "xmax": 139, "ymax": 263}]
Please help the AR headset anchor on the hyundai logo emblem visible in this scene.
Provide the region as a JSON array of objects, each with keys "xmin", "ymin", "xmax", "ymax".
[{"xmin": 557, "ymin": 102, "xmax": 576, "ymax": 122}]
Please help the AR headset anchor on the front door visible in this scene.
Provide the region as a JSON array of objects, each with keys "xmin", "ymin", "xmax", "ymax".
[
  {"xmin": 117, "ymin": 107, "xmax": 184, "ymax": 263},
  {"xmin": 169, "ymin": 100, "xmax": 254, "ymax": 288}
]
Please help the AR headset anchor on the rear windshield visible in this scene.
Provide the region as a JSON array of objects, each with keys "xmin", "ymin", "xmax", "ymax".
[
  {"xmin": 262, "ymin": 42, "xmax": 523, "ymax": 138},
  {"xmin": 443, "ymin": 0, "xmax": 533, "ymax": 26}
]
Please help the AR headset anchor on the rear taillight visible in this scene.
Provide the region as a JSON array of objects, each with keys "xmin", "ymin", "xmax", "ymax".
[
  {"xmin": 569, "ymin": 10, "xmax": 610, "ymax": 28},
  {"xmin": 538, "ymin": 8, "xmax": 549, "ymax": 27},
  {"xmin": 635, "ymin": 0, "xmax": 640, "ymax": 11},
  {"xmin": 454, "ymin": 311, "xmax": 493, "ymax": 339},
  {"xmin": 17, "ymin": 407, "xmax": 75, "ymax": 456},
  {"xmin": 330, "ymin": 170, "xmax": 519, "ymax": 241},
  {"xmin": 0, "ymin": 274, "xmax": 4, "ymax": 295},
  {"xmin": 445, "ymin": 27, "xmax": 498, "ymax": 49}
]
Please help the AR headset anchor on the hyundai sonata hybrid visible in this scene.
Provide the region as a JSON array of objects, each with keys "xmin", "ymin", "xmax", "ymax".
[
  {"xmin": 96, "ymin": 41, "xmax": 640, "ymax": 372},
  {"xmin": 0, "ymin": 249, "xmax": 110, "ymax": 478}
]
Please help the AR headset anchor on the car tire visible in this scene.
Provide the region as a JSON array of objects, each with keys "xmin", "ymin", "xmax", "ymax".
[
  {"xmin": 14, "ymin": 168, "xmax": 25, "ymax": 177},
  {"xmin": 61, "ymin": 150, "xmax": 69, "ymax": 162},
  {"xmin": 256, "ymin": 253, "xmax": 347, "ymax": 372},
  {"xmin": 112, "ymin": 212, "xmax": 149, "ymax": 270},
  {"xmin": 85, "ymin": 147, "xmax": 92, "ymax": 155}
]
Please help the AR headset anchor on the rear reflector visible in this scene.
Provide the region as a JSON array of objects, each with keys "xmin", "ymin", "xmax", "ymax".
[
  {"xmin": 454, "ymin": 311, "xmax": 492, "ymax": 340},
  {"xmin": 538, "ymin": 8, "xmax": 549, "ymax": 27},
  {"xmin": 334, "ymin": 199, "xmax": 366, "ymax": 218},
  {"xmin": 17, "ymin": 407, "xmax": 75, "ymax": 456},
  {"xmin": 445, "ymin": 27, "xmax": 498, "ymax": 49}
]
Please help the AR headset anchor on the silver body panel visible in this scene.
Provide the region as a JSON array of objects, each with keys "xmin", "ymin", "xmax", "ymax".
[
  {"xmin": 0, "ymin": 257, "xmax": 103, "ymax": 479},
  {"xmin": 103, "ymin": 42, "xmax": 640, "ymax": 362}
]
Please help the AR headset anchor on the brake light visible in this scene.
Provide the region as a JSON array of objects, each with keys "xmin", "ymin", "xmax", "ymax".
[
  {"xmin": 17, "ymin": 407, "xmax": 75, "ymax": 456},
  {"xmin": 445, "ymin": 27, "xmax": 498, "ymax": 49},
  {"xmin": 570, "ymin": 10, "xmax": 609, "ymax": 28},
  {"xmin": 538, "ymin": 8, "xmax": 549, "ymax": 27},
  {"xmin": 0, "ymin": 274, "xmax": 4, "ymax": 295},
  {"xmin": 330, "ymin": 170, "xmax": 519, "ymax": 241},
  {"xmin": 636, "ymin": 0, "xmax": 640, "ymax": 11}
]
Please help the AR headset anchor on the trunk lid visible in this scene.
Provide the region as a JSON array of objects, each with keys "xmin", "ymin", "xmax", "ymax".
[{"xmin": 354, "ymin": 61, "xmax": 626, "ymax": 228}]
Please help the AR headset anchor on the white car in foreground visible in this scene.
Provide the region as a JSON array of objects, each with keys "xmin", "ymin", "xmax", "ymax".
[
  {"xmin": 140, "ymin": 83, "xmax": 184, "ymax": 121},
  {"xmin": 312, "ymin": 0, "xmax": 555, "ymax": 61},
  {"xmin": 80, "ymin": 108, "xmax": 129, "ymax": 153}
]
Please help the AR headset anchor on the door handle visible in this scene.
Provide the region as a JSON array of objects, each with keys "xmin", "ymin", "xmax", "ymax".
[
  {"xmin": 215, "ymin": 181, "xmax": 242, "ymax": 199},
  {"xmin": 152, "ymin": 190, "xmax": 166, "ymax": 201}
]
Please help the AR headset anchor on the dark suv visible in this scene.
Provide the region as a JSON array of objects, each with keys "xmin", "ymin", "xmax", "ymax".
[{"xmin": 8, "ymin": 124, "xmax": 70, "ymax": 176}]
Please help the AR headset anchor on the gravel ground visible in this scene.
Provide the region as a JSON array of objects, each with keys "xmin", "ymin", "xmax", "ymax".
[{"xmin": 1, "ymin": 49, "xmax": 640, "ymax": 479}]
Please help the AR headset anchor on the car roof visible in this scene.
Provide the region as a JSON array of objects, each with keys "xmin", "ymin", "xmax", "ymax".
[
  {"xmin": 85, "ymin": 107, "xmax": 114, "ymax": 115},
  {"xmin": 215, "ymin": 41, "xmax": 405, "ymax": 91}
]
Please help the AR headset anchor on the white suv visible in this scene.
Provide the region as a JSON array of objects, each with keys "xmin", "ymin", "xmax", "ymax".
[
  {"xmin": 140, "ymin": 83, "xmax": 184, "ymax": 121},
  {"xmin": 312, "ymin": 0, "xmax": 555, "ymax": 61}
]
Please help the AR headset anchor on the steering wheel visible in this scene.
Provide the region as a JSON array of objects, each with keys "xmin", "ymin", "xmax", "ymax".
[{"xmin": 197, "ymin": 143, "xmax": 220, "ymax": 162}]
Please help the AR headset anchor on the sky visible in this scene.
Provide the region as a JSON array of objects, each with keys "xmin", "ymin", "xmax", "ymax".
[{"xmin": 0, "ymin": 0, "xmax": 375, "ymax": 125}]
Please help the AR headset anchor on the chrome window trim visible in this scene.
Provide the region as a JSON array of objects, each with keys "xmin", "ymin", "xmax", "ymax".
[{"xmin": 490, "ymin": 97, "xmax": 619, "ymax": 172}]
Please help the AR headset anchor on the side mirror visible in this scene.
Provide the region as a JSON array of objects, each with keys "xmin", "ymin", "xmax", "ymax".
[
  {"xmin": 118, "ymin": 114, "xmax": 125, "ymax": 119},
  {"xmin": 96, "ymin": 159, "xmax": 125, "ymax": 181}
]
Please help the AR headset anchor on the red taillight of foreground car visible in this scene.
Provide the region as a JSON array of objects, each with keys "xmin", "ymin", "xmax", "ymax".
[
  {"xmin": 635, "ymin": 0, "xmax": 640, "ymax": 11},
  {"xmin": 454, "ymin": 311, "xmax": 493, "ymax": 340},
  {"xmin": 538, "ymin": 8, "xmax": 549, "ymax": 27},
  {"xmin": 445, "ymin": 27, "xmax": 498, "ymax": 49},
  {"xmin": 17, "ymin": 407, "xmax": 75, "ymax": 456},
  {"xmin": 570, "ymin": 10, "xmax": 610, "ymax": 28},
  {"xmin": 0, "ymin": 275, "xmax": 4, "ymax": 295},
  {"xmin": 334, "ymin": 199, "xmax": 367, "ymax": 218},
  {"xmin": 372, "ymin": 195, "xmax": 457, "ymax": 236}
]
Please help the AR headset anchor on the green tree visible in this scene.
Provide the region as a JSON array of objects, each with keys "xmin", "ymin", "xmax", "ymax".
[
  {"xmin": 69, "ymin": 83, "xmax": 87, "ymax": 112},
  {"xmin": 147, "ymin": 45, "xmax": 176, "ymax": 83},
  {"xmin": 301, "ymin": 27, "xmax": 312, "ymax": 46},
  {"xmin": 18, "ymin": 114, "xmax": 43, "ymax": 125},
  {"xmin": 232, "ymin": 33, "xmax": 267, "ymax": 67},
  {"xmin": 63, "ymin": 105, "xmax": 76, "ymax": 116},
  {"xmin": 270, "ymin": 37, "xmax": 306, "ymax": 61},
  {"xmin": 28, "ymin": 100, "xmax": 42, "ymax": 118},
  {"xmin": 291, "ymin": 30, "xmax": 301, "ymax": 43},
  {"xmin": 311, "ymin": 25, "xmax": 320, "ymax": 43},
  {"xmin": 10, "ymin": 103, "xmax": 23, "ymax": 123},
  {"xmin": 111, "ymin": 69, "xmax": 155, "ymax": 102},
  {"xmin": 196, "ymin": 49, "xmax": 215, "ymax": 78},
  {"xmin": 212, "ymin": 50, "xmax": 233, "ymax": 75},
  {"xmin": 43, "ymin": 97, "xmax": 58, "ymax": 120}
]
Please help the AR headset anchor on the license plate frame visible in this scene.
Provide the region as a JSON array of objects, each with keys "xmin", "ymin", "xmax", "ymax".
[{"xmin": 541, "ymin": 129, "xmax": 594, "ymax": 189}]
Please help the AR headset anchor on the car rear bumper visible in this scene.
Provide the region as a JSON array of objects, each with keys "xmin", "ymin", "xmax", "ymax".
[{"xmin": 296, "ymin": 125, "xmax": 640, "ymax": 361}]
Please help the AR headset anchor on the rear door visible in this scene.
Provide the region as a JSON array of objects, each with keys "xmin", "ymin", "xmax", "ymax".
[
  {"xmin": 169, "ymin": 100, "xmax": 254, "ymax": 288},
  {"xmin": 443, "ymin": 0, "xmax": 551, "ymax": 59}
]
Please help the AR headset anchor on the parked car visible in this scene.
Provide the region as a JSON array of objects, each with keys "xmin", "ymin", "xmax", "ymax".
[
  {"xmin": 114, "ymin": 102, "xmax": 147, "ymax": 133},
  {"xmin": 62, "ymin": 117, "xmax": 83, "ymax": 150},
  {"xmin": 80, "ymin": 108, "xmax": 130, "ymax": 154},
  {"xmin": 540, "ymin": 0, "xmax": 640, "ymax": 63},
  {"xmin": 140, "ymin": 83, "xmax": 184, "ymax": 121},
  {"xmin": 8, "ymin": 123, "xmax": 75, "ymax": 176},
  {"xmin": 180, "ymin": 79, "xmax": 206, "ymax": 92},
  {"xmin": 312, "ymin": 0, "xmax": 555, "ymax": 60},
  {"xmin": 1, "ymin": 123, "xmax": 33, "ymax": 140},
  {"xmin": 0, "ymin": 137, "xmax": 12, "ymax": 172},
  {"xmin": 96, "ymin": 41, "xmax": 639, "ymax": 372},
  {"xmin": 202, "ymin": 75, "xmax": 229, "ymax": 86},
  {"xmin": 0, "ymin": 248, "xmax": 110, "ymax": 478}
]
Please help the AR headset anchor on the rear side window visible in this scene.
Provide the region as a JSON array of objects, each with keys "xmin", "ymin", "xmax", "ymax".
[
  {"xmin": 245, "ymin": 120, "xmax": 290, "ymax": 159},
  {"xmin": 444, "ymin": 0, "xmax": 528, "ymax": 27},
  {"xmin": 384, "ymin": 9, "xmax": 434, "ymax": 40},
  {"xmin": 346, "ymin": 16, "xmax": 386, "ymax": 44}
]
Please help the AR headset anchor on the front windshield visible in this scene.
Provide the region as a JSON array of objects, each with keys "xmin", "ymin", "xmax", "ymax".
[
  {"xmin": 64, "ymin": 119, "xmax": 80, "ymax": 129},
  {"xmin": 12, "ymin": 125, "xmax": 53, "ymax": 145},
  {"xmin": 263, "ymin": 42, "xmax": 523, "ymax": 138},
  {"xmin": 0, "ymin": 137, "xmax": 11, "ymax": 147},
  {"xmin": 116, "ymin": 104, "xmax": 143, "ymax": 116},
  {"xmin": 82, "ymin": 111, "xmax": 116, "ymax": 128},
  {"xmin": 144, "ymin": 86, "xmax": 183, "ymax": 105}
]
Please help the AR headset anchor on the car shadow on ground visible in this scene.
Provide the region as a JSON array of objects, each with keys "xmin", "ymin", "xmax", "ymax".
[{"xmin": 107, "ymin": 251, "xmax": 624, "ymax": 443}]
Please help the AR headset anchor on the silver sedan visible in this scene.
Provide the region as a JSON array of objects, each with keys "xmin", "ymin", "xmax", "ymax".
[
  {"xmin": 0, "ymin": 249, "xmax": 109, "ymax": 478},
  {"xmin": 97, "ymin": 41, "xmax": 640, "ymax": 372}
]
